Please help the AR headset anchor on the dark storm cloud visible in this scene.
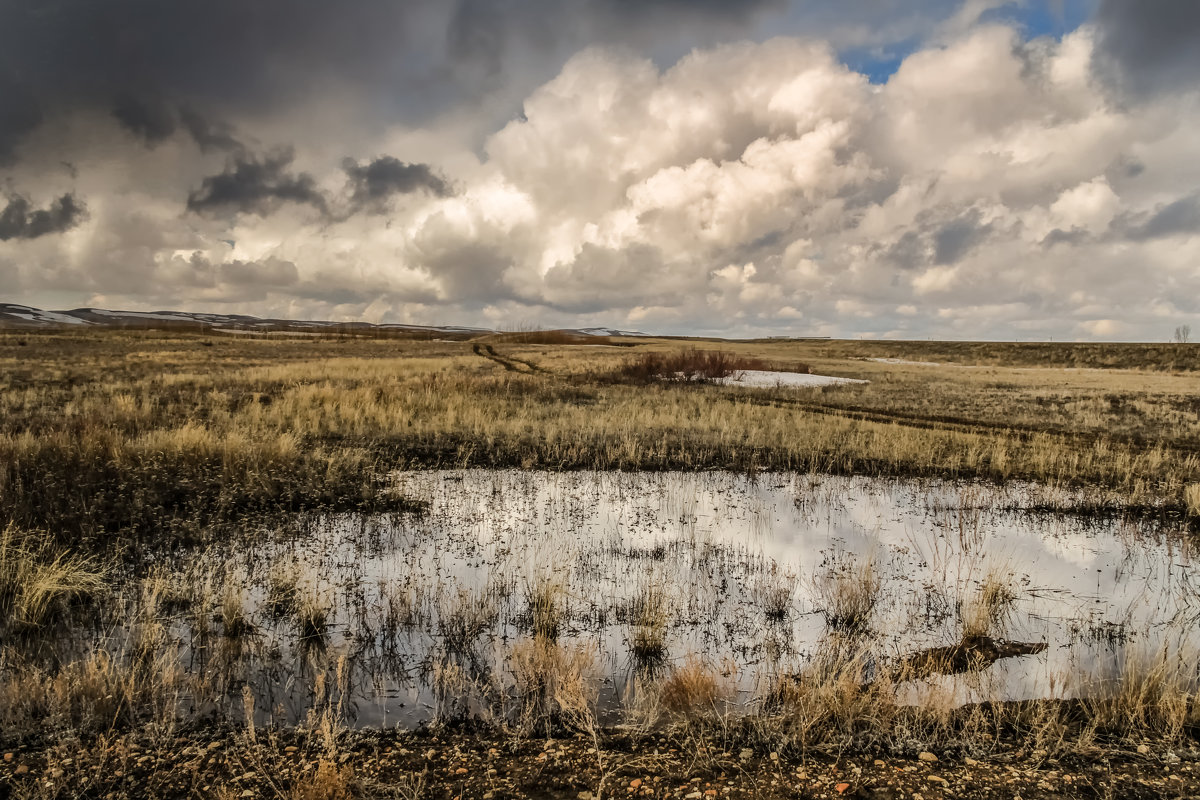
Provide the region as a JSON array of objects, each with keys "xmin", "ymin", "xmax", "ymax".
[
  {"xmin": 0, "ymin": 194, "xmax": 86, "ymax": 241},
  {"xmin": 1093, "ymin": 0, "xmax": 1200, "ymax": 93},
  {"xmin": 179, "ymin": 109, "xmax": 243, "ymax": 153},
  {"xmin": 1124, "ymin": 194, "xmax": 1200, "ymax": 241},
  {"xmin": 0, "ymin": 0, "xmax": 781, "ymax": 163},
  {"xmin": 187, "ymin": 148, "xmax": 328, "ymax": 217},
  {"xmin": 0, "ymin": 79, "xmax": 42, "ymax": 165},
  {"xmin": 111, "ymin": 96, "xmax": 177, "ymax": 146},
  {"xmin": 344, "ymin": 157, "xmax": 452, "ymax": 208}
]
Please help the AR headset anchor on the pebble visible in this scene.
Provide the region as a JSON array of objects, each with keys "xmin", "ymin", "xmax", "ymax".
[
  {"xmin": 1138, "ymin": 744, "xmax": 1151, "ymax": 755},
  {"xmin": 918, "ymin": 752, "xmax": 938, "ymax": 762},
  {"xmin": 2, "ymin": 753, "xmax": 12, "ymax": 763},
  {"xmin": 738, "ymin": 749, "xmax": 753, "ymax": 762},
  {"xmin": 685, "ymin": 792, "xmax": 702, "ymax": 800},
  {"xmin": 927, "ymin": 775, "xmax": 948, "ymax": 785},
  {"xmin": 14, "ymin": 764, "xmax": 29, "ymax": 775}
]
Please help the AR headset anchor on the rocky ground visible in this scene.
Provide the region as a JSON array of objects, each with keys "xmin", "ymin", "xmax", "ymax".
[{"xmin": 2, "ymin": 728, "xmax": 1199, "ymax": 799}]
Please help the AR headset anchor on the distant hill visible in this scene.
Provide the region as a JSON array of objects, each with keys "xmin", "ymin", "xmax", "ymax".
[{"xmin": 0, "ymin": 303, "xmax": 649, "ymax": 339}]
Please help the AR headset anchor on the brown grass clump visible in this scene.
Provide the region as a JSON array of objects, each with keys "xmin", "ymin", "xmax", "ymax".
[
  {"xmin": 961, "ymin": 567, "xmax": 1017, "ymax": 639},
  {"xmin": 527, "ymin": 576, "xmax": 567, "ymax": 641},
  {"xmin": 0, "ymin": 524, "xmax": 107, "ymax": 631},
  {"xmin": 814, "ymin": 555, "xmax": 880, "ymax": 635},
  {"xmin": 1082, "ymin": 646, "xmax": 1200, "ymax": 742},
  {"xmin": 289, "ymin": 758, "xmax": 357, "ymax": 800},
  {"xmin": 615, "ymin": 349, "xmax": 775, "ymax": 383},
  {"xmin": 626, "ymin": 580, "xmax": 671, "ymax": 667},
  {"xmin": 659, "ymin": 656, "xmax": 730, "ymax": 719},
  {"xmin": 508, "ymin": 636, "xmax": 598, "ymax": 736},
  {"xmin": 1185, "ymin": 483, "xmax": 1200, "ymax": 519}
]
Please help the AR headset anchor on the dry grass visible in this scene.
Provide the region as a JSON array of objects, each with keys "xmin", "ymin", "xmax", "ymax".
[
  {"xmin": 0, "ymin": 524, "xmax": 108, "ymax": 631},
  {"xmin": 626, "ymin": 580, "xmax": 671, "ymax": 667},
  {"xmin": 659, "ymin": 656, "xmax": 731, "ymax": 720},
  {"xmin": 1082, "ymin": 645, "xmax": 1200, "ymax": 742},
  {"xmin": 814, "ymin": 555, "xmax": 880, "ymax": 635},
  {"xmin": 508, "ymin": 637, "xmax": 599, "ymax": 736},
  {"xmin": 3, "ymin": 330, "xmax": 1200, "ymax": 761},
  {"xmin": 961, "ymin": 566, "xmax": 1017, "ymax": 639},
  {"xmin": 527, "ymin": 576, "xmax": 567, "ymax": 642}
]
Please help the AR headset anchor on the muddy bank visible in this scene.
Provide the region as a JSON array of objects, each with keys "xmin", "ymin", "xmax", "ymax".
[{"xmin": 2, "ymin": 726, "xmax": 1198, "ymax": 799}]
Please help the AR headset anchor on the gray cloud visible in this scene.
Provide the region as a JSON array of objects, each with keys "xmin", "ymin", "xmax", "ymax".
[
  {"xmin": 1125, "ymin": 194, "xmax": 1200, "ymax": 241},
  {"xmin": 219, "ymin": 257, "xmax": 300, "ymax": 287},
  {"xmin": 179, "ymin": 108, "xmax": 243, "ymax": 153},
  {"xmin": 343, "ymin": 156, "xmax": 451, "ymax": 208},
  {"xmin": 933, "ymin": 212, "xmax": 992, "ymax": 264},
  {"xmin": 0, "ymin": 78, "xmax": 41, "ymax": 165},
  {"xmin": 187, "ymin": 148, "xmax": 328, "ymax": 217},
  {"xmin": 1094, "ymin": 0, "xmax": 1200, "ymax": 94},
  {"xmin": 111, "ymin": 96, "xmax": 177, "ymax": 147},
  {"xmin": 0, "ymin": 194, "xmax": 86, "ymax": 241},
  {"xmin": 0, "ymin": 0, "xmax": 782, "ymax": 165}
]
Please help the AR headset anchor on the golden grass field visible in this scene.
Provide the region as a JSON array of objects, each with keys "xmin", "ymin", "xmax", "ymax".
[
  {"xmin": 4, "ymin": 329, "xmax": 1199, "ymax": 538},
  {"xmin": 3, "ymin": 328, "xmax": 1200, "ymax": 798}
]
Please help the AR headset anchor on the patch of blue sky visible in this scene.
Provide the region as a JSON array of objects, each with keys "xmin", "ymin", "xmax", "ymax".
[{"xmin": 840, "ymin": 0, "xmax": 1098, "ymax": 84}]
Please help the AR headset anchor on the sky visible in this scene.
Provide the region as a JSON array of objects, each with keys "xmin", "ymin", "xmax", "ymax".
[{"xmin": 1, "ymin": 0, "xmax": 1199, "ymax": 340}]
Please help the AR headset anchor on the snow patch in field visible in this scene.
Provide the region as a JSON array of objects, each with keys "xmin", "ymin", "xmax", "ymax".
[{"xmin": 716, "ymin": 370, "xmax": 868, "ymax": 388}]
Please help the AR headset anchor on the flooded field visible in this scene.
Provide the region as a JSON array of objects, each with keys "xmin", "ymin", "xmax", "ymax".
[{"xmin": 80, "ymin": 470, "xmax": 1197, "ymax": 731}]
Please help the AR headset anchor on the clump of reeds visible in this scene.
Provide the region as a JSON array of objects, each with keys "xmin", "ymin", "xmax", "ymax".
[
  {"xmin": 266, "ymin": 560, "xmax": 302, "ymax": 617},
  {"xmin": 527, "ymin": 576, "xmax": 567, "ymax": 642},
  {"xmin": 295, "ymin": 584, "xmax": 333, "ymax": 644},
  {"xmin": 814, "ymin": 555, "xmax": 880, "ymax": 635},
  {"xmin": 1185, "ymin": 483, "xmax": 1200, "ymax": 519},
  {"xmin": 1081, "ymin": 645, "xmax": 1200, "ymax": 741},
  {"xmin": 380, "ymin": 580, "xmax": 423, "ymax": 636},
  {"xmin": 755, "ymin": 637, "xmax": 892, "ymax": 753},
  {"xmin": 438, "ymin": 588, "xmax": 498, "ymax": 660},
  {"xmin": 220, "ymin": 582, "xmax": 252, "ymax": 639},
  {"xmin": 961, "ymin": 566, "xmax": 1017, "ymax": 639},
  {"xmin": 626, "ymin": 580, "xmax": 671, "ymax": 667},
  {"xmin": 659, "ymin": 656, "xmax": 731, "ymax": 720},
  {"xmin": 508, "ymin": 636, "xmax": 598, "ymax": 736},
  {"xmin": 755, "ymin": 564, "xmax": 795, "ymax": 623},
  {"xmin": 615, "ymin": 349, "xmax": 773, "ymax": 384},
  {"xmin": 0, "ymin": 523, "xmax": 108, "ymax": 631}
]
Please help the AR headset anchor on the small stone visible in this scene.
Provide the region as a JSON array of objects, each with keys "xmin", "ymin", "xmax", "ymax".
[
  {"xmin": 769, "ymin": 752, "xmax": 778, "ymax": 762},
  {"xmin": 927, "ymin": 775, "xmax": 947, "ymax": 786},
  {"xmin": 455, "ymin": 768, "xmax": 468, "ymax": 775},
  {"xmin": 874, "ymin": 760, "xmax": 886, "ymax": 767},
  {"xmin": 834, "ymin": 783, "xmax": 850, "ymax": 794},
  {"xmin": 3, "ymin": 753, "xmax": 12, "ymax": 763},
  {"xmin": 685, "ymin": 792, "xmax": 702, "ymax": 800},
  {"xmin": 1138, "ymin": 744, "xmax": 1151, "ymax": 755},
  {"xmin": 918, "ymin": 752, "xmax": 938, "ymax": 763},
  {"xmin": 284, "ymin": 746, "xmax": 298, "ymax": 754},
  {"xmin": 630, "ymin": 779, "xmax": 643, "ymax": 789},
  {"xmin": 14, "ymin": 764, "xmax": 29, "ymax": 776},
  {"xmin": 739, "ymin": 749, "xmax": 753, "ymax": 762}
]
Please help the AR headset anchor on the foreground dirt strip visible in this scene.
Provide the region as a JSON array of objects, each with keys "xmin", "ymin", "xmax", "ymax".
[{"xmin": 2, "ymin": 730, "xmax": 1198, "ymax": 799}]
